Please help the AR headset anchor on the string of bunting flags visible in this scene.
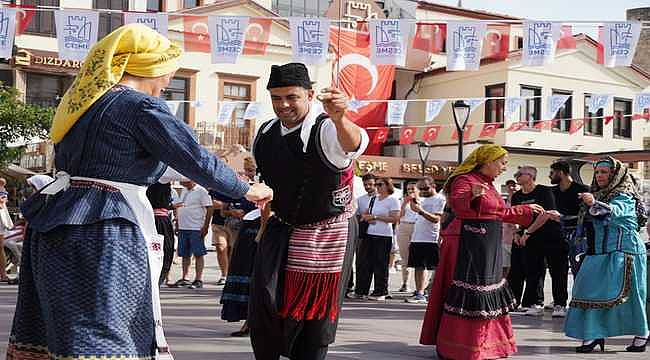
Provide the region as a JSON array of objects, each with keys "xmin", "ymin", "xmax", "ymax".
[{"xmin": 0, "ymin": 5, "xmax": 648, "ymax": 69}]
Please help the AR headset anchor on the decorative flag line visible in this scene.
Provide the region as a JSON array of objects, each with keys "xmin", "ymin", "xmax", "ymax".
[{"xmin": 0, "ymin": 5, "xmax": 646, "ymax": 69}]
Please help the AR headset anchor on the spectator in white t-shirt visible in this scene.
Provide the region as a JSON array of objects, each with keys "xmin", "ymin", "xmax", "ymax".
[
  {"xmin": 396, "ymin": 182, "xmax": 419, "ymax": 293},
  {"xmin": 353, "ymin": 177, "xmax": 400, "ymax": 301},
  {"xmin": 347, "ymin": 173, "xmax": 377, "ymax": 295},
  {"xmin": 173, "ymin": 179, "xmax": 213, "ymax": 289},
  {"xmin": 406, "ymin": 178, "xmax": 445, "ymax": 303}
]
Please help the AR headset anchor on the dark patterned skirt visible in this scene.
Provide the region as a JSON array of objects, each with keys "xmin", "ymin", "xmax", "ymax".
[
  {"xmin": 443, "ymin": 219, "xmax": 517, "ymax": 319},
  {"xmin": 220, "ymin": 218, "xmax": 260, "ymax": 322},
  {"xmin": 7, "ymin": 219, "xmax": 155, "ymax": 360}
]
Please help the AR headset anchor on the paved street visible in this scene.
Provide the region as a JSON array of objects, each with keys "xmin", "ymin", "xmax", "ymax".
[{"xmin": 1, "ymin": 251, "xmax": 648, "ymax": 359}]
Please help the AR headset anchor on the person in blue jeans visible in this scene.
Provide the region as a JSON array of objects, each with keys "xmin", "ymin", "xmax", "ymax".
[{"xmin": 174, "ymin": 179, "xmax": 214, "ymax": 289}]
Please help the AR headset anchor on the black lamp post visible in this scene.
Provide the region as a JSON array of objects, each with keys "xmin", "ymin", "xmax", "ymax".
[
  {"xmin": 417, "ymin": 141, "xmax": 433, "ymax": 177},
  {"xmin": 452, "ymin": 100, "xmax": 471, "ymax": 164}
]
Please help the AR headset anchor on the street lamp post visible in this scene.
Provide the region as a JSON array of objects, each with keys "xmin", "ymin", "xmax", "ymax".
[
  {"xmin": 452, "ymin": 100, "xmax": 471, "ymax": 164},
  {"xmin": 417, "ymin": 141, "xmax": 433, "ymax": 177}
]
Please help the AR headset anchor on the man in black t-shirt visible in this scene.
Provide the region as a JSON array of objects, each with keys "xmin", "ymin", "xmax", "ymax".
[
  {"xmin": 550, "ymin": 160, "xmax": 590, "ymax": 277},
  {"xmin": 510, "ymin": 165, "xmax": 568, "ymax": 318}
]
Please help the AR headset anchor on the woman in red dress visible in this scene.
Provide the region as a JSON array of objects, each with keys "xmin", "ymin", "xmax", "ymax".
[{"xmin": 420, "ymin": 145, "xmax": 544, "ymax": 359}]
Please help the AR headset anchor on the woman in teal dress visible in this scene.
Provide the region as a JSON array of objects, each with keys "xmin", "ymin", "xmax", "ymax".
[{"xmin": 564, "ymin": 156, "xmax": 648, "ymax": 353}]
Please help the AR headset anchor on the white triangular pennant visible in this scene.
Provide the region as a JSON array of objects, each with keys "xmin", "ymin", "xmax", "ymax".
[
  {"xmin": 209, "ymin": 16, "xmax": 249, "ymax": 64},
  {"xmin": 290, "ymin": 17, "xmax": 330, "ymax": 65},
  {"xmin": 466, "ymin": 98, "xmax": 486, "ymax": 113},
  {"xmin": 504, "ymin": 97, "xmax": 525, "ymax": 122},
  {"xmin": 602, "ymin": 22, "xmax": 641, "ymax": 68},
  {"xmin": 55, "ymin": 10, "xmax": 100, "ymax": 61},
  {"xmin": 369, "ymin": 19, "xmax": 411, "ymax": 67},
  {"xmin": 243, "ymin": 102, "xmax": 260, "ymax": 119},
  {"xmin": 522, "ymin": 21, "xmax": 562, "ymax": 66},
  {"xmin": 546, "ymin": 94, "xmax": 570, "ymax": 119},
  {"xmin": 165, "ymin": 101, "xmax": 181, "ymax": 116},
  {"xmin": 217, "ymin": 102, "xmax": 237, "ymax": 125},
  {"xmin": 124, "ymin": 12, "xmax": 168, "ymax": 37},
  {"xmin": 446, "ymin": 21, "xmax": 487, "ymax": 71},
  {"xmin": 425, "ymin": 100, "xmax": 446, "ymax": 123},
  {"xmin": 634, "ymin": 93, "xmax": 650, "ymax": 114},
  {"xmin": 588, "ymin": 94, "xmax": 611, "ymax": 114},
  {"xmin": 386, "ymin": 100, "xmax": 408, "ymax": 126},
  {"xmin": 0, "ymin": 8, "xmax": 17, "ymax": 59}
]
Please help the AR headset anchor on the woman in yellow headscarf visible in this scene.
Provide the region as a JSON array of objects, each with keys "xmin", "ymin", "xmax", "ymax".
[
  {"xmin": 7, "ymin": 24, "xmax": 272, "ymax": 360},
  {"xmin": 419, "ymin": 145, "xmax": 544, "ymax": 360}
]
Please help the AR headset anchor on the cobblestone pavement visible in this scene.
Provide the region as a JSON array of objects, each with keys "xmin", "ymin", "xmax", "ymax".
[{"xmin": 1, "ymin": 252, "xmax": 648, "ymax": 359}]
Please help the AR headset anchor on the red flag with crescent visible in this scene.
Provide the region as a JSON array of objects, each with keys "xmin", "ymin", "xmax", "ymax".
[
  {"xmin": 372, "ymin": 127, "xmax": 389, "ymax": 144},
  {"xmin": 482, "ymin": 24, "xmax": 510, "ymax": 60},
  {"xmin": 479, "ymin": 123, "xmax": 499, "ymax": 138},
  {"xmin": 557, "ymin": 25, "xmax": 577, "ymax": 49},
  {"xmin": 569, "ymin": 118, "xmax": 584, "ymax": 134},
  {"xmin": 506, "ymin": 122, "xmax": 527, "ymax": 132},
  {"xmin": 412, "ymin": 23, "xmax": 446, "ymax": 53},
  {"xmin": 243, "ymin": 18, "xmax": 272, "ymax": 55},
  {"xmin": 183, "ymin": 16, "xmax": 210, "ymax": 53},
  {"xmin": 399, "ymin": 127, "xmax": 417, "ymax": 145},
  {"xmin": 452, "ymin": 125, "xmax": 473, "ymax": 141},
  {"xmin": 331, "ymin": 28, "xmax": 395, "ymax": 155},
  {"xmin": 8, "ymin": 4, "xmax": 35, "ymax": 35},
  {"xmin": 421, "ymin": 125, "xmax": 441, "ymax": 142}
]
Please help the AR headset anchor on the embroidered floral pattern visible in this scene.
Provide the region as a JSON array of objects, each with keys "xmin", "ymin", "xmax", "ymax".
[
  {"xmin": 452, "ymin": 278, "xmax": 507, "ymax": 292},
  {"xmin": 463, "ymin": 224, "xmax": 487, "ymax": 235},
  {"xmin": 443, "ymin": 302, "xmax": 516, "ymax": 319},
  {"xmin": 70, "ymin": 180, "xmax": 120, "ymax": 193}
]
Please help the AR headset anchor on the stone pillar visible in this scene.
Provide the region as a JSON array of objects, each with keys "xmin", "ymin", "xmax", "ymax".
[{"xmin": 627, "ymin": 7, "xmax": 650, "ymax": 73}]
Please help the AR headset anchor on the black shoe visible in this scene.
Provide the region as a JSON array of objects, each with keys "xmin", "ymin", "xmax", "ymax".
[
  {"xmin": 576, "ymin": 338, "xmax": 605, "ymax": 353},
  {"xmin": 626, "ymin": 336, "xmax": 648, "ymax": 352},
  {"xmin": 230, "ymin": 329, "xmax": 250, "ymax": 337},
  {"xmin": 170, "ymin": 279, "xmax": 191, "ymax": 288},
  {"xmin": 188, "ymin": 280, "xmax": 203, "ymax": 289}
]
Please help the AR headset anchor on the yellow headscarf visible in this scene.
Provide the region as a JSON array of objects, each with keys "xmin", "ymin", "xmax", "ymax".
[
  {"xmin": 50, "ymin": 24, "xmax": 182, "ymax": 143},
  {"xmin": 443, "ymin": 144, "xmax": 508, "ymax": 192}
]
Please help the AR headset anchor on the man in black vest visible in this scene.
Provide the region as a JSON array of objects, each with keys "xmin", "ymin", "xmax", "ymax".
[{"xmin": 249, "ymin": 63, "xmax": 369, "ymax": 360}]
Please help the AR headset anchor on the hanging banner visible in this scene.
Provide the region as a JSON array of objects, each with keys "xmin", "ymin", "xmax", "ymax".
[
  {"xmin": 421, "ymin": 125, "xmax": 442, "ymax": 142},
  {"xmin": 124, "ymin": 12, "xmax": 168, "ymax": 37},
  {"xmin": 290, "ymin": 17, "xmax": 330, "ymax": 65},
  {"xmin": 600, "ymin": 22, "xmax": 641, "ymax": 67},
  {"xmin": 369, "ymin": 19, "xmax": 410, "ymax": 66},
  {"xmin": 243, "ymin": 101, "xmax": 260, "ymax": 119},
  {"xmin": 634, "ymin": 93, "xmax": 650, "ymax": 114},
  {"xmin": 557, "ymin": 25, "xmax": 576, "ymax": 49},
  {"xmin": 399, "ymin": 126, "xmax": 417, "ymax": 145},
  {"xmin": 209, "ymin": 16, "xmax": 248, "ymax": 64},
  {"xmin": 522, "ymin": 21, "xmax": 561, "ymax": 66},
  {"xmin": 482, "ymin": 24, "xmax": 510, "ymax": 60},
  {"xmin": 243, "ymin": 17, "xmax": 272, "ymax": 55},
  {"xmin": 425, "ymin": 99, "xmax": 446, "ymax": 123},
  {"xmin": 165, "ymin": 101, "xmax": 181, "ymax": 116},
  {"xmin": 446, "ymin": 21, "xmax": 486, "ymax": 71},
  {"xmin": 0, "ymin": 8, "xmax": 17, "ymax": 60},
  {"xmin": 372, "ymin": 127, "xmax": 390, "ymax": 144},
  {"xmin": 386, "ymin": 100, "xmax": 408, "ymax": 126},
  {"xmin": 8, "ymin": 4, "xmax": 35, "ymax": 35},
  {"xmin": 587, "ymin": 94, "xmax": 611, "ymax": 113},
  {"xmin": 479, "ymin": 123, "xmax": 499, "ymax": 138},
  {"xmin": 504, "ymin": 97, "xmax": 525, "ymax": 122},
  {"xmin": 412, "ymin": 23, "xmax": 446, "ymax": 53},
  {"xmin": 466, "ymin": 98, "xmax": 486, "ymax": 114},
  {"xmin": 217, "ymin": 102, "xmax": 238, "ymax": 125},
  {"xmin": 55, "ymin": 10, "xmax": 99, "ymax": 61},
  {"xmin": 569, "ymin": 118, "xmax": 584, "ymax": 134},
  {"xmin": 546, "ymin": 94, "xmax": 571, "ymax": 119},
  {"xmin": 534, "ymin": 119, "xmax": 556, "ymax": 130},
  {"xmin": 347, "ymin": 99, "xmax": 370, "ymax": 113},
  {"xmin": 452, "ymin": 124, "xmax": 474, "ymax": 141}
]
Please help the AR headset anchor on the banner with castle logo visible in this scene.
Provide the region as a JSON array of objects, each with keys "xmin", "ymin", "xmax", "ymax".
[
  {"xmin": 290, "ymin": 17, "xmax": 330, "ymax": 65},
  {"xmin": 124, "ymin": 12, "xmax": 168, "ymax": 37},
  {"xmin": 600, "ymin": 22, "xmax": 641, "ymax": 68},
  {"xmin": 55, "ymin": 10, "xmax": 99, "ymax": 61}
]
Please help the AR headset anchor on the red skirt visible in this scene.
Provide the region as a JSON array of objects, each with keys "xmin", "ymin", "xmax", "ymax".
[{"xmin": 419, "ymin": 234, "xmax": 517, "ymax": 359}]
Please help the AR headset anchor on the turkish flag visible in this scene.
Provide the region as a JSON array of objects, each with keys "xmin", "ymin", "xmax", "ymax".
[
  {"xmin": 183, "ymin": 16, "xmax": 210, "ymax": 53},
  {"xmin": 452, "ymin": 125, "xmax": 473, "ymax": 141},
  {"xmin": 604, "ymin": 115, "xmax": 614, "ymax": 125},
  {"xmin": 243, "ymin": 18, "xmax": 272, "ymax": 55},
  {"xmin": 557, "ymin": 25, "xmax": 577, "ymax": 49},
  {"xmin": 534, "ymin": 120, "xmax": 553, "ymax": 130},
  {"xmin": 399, "ymin": 127, "xmax": 417, "ymax": 145},
  {"xmin": 372, "ymin": 127, "xmax": 390, "ymax": 144},
  {"xmin": 9, "ymin": 4, "xmax": 35, "ymax": 35},
  {"xmin": 569, "ymin": 118, "xmax": 584, "ymax": 134},
  {"xmin": 506, "ymin": 122, "xmax": 527, "ymax": 132},
  {"xmin": 479, "ymin": 123, "xmax": 499, "ymax": 138},
  {"xmin": 331, "ymin": 28, "xmax": 395, "ymax": 155},
  {"xmin": 482, "ymin": 25, "xmax": 510, "ymax": 60},
  {"xmin": 421, "ymin": 125, "xmax": 441, "ymax": 142},
  {"xmin": 412, "ymin": 23, "xmax": 446, "ymax": 53},
  {"xmin": 596, "ymin": 26, "xmax": 605, "ymax": 65}
]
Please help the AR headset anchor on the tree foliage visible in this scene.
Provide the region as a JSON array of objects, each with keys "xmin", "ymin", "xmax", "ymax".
[{"xmin": 0, "ymin": 85, "xmax": 55, "ymax": 168}]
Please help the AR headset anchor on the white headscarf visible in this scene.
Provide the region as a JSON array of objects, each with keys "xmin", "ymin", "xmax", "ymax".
[{"xmin": 27, "ymin": 174, "xmax": 54, "ymax": 191}]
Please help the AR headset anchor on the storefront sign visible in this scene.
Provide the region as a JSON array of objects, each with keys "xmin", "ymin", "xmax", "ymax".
[
  {"xmin": 357, "ymin": 155, "xmax": 456, "ymax": 180},
  {"xmin": 14, "ymin": 49, "xmax": 82, "ymax": 70}
]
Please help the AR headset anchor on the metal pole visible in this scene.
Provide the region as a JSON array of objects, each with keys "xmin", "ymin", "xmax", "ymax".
[{"xmin": 457, "ymin": 129, "xmax": 464, "ymax": 164}]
